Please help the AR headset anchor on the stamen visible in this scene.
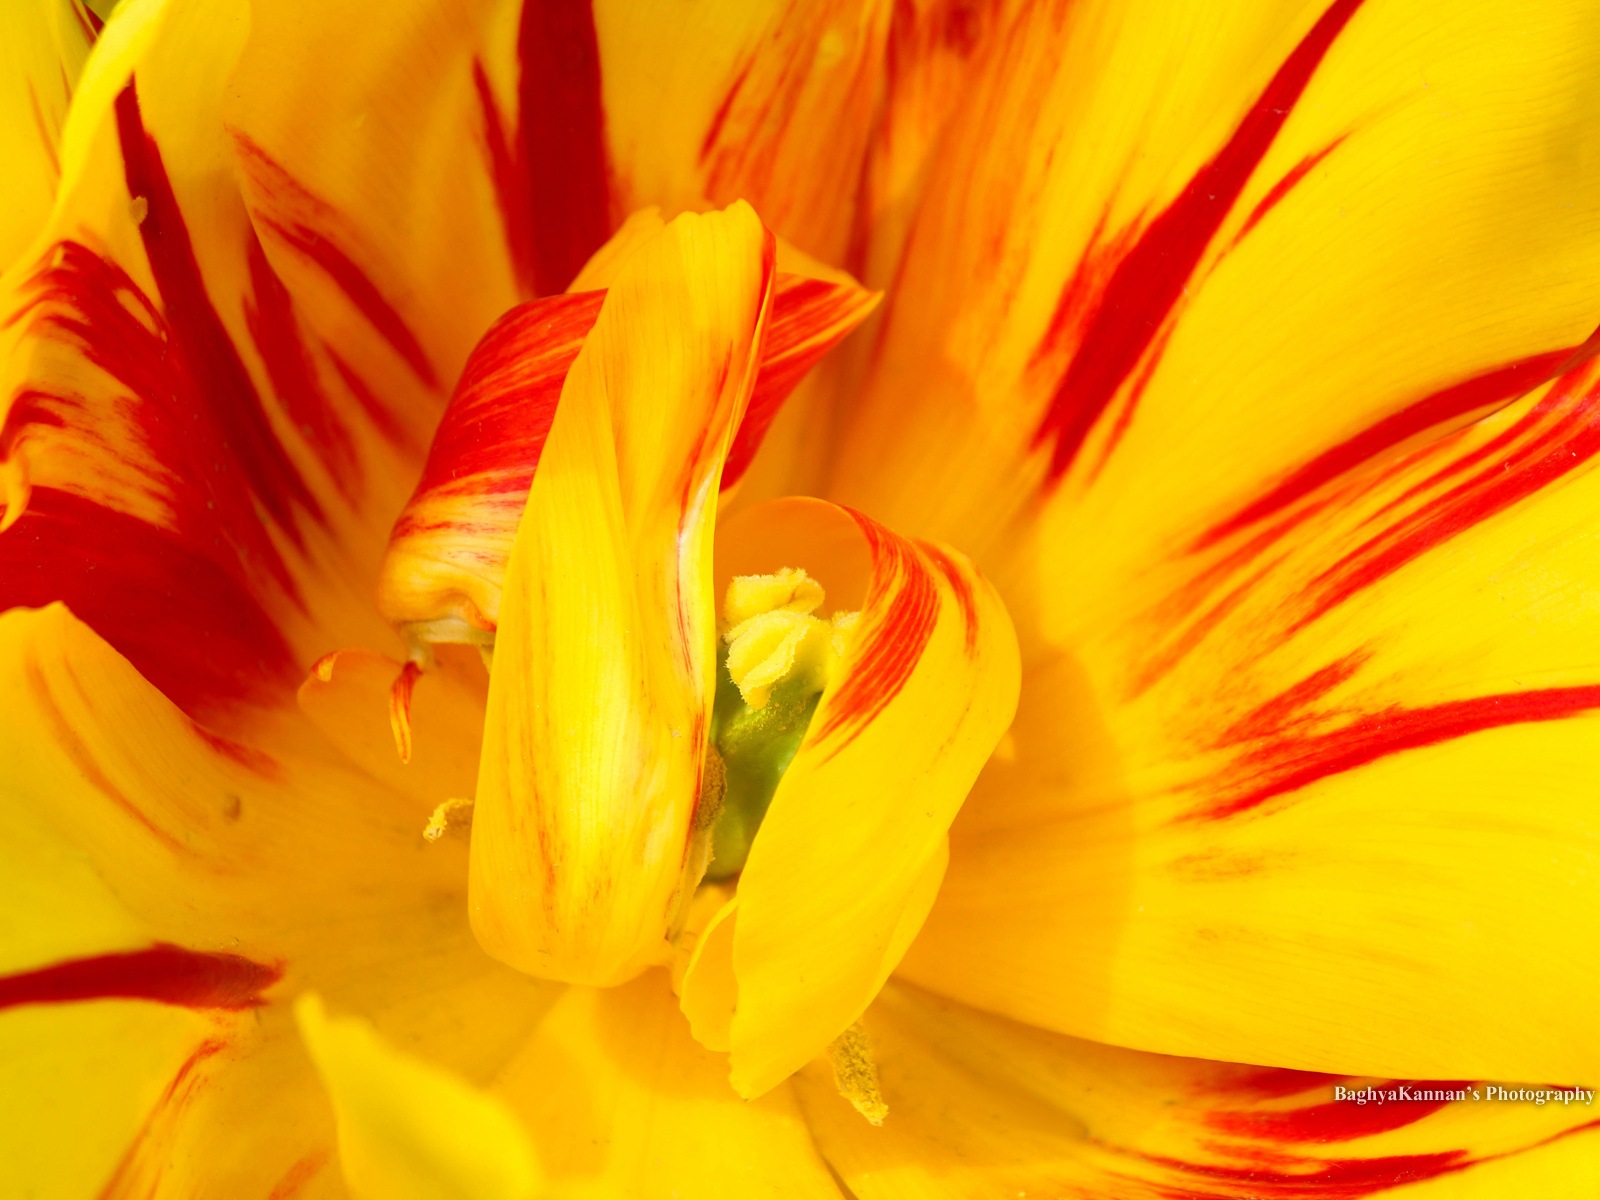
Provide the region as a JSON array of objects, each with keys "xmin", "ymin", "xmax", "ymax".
[
  {"xmin": 721, "ymin": 568, "xmax": 847, "ymax": 709},
  {"xmin": 701, "ymin": 568, "xmax": 858, "ymax": 881},
  {"xmin": 389, "ymin": 661, "xmax": 423, "ymax": 763},
  {"xmin": 423, "ymin": 797, "xmax": 474, "ymax": 842},
  {"xmin": 827, "ymin": 1023, "xmax": 888, "ymax": 1126}
]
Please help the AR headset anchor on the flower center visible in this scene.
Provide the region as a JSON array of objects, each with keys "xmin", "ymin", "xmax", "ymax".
[{"xmin": 702, "ymin": 567, "xmax": 856, "ymax": 880}]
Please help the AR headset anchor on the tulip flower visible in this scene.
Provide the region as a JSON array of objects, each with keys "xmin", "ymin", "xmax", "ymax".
[{"xmin": 3, "ymin": 0, "xmax": 1599, "ymax": 1196}]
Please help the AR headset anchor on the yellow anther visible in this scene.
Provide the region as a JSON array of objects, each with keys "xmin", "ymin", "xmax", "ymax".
[
  {"xmin": 723, "ymin": 567, "xmax": 825, "ymax": 627},
  {"xmin": 827, "ymin": 1023, "xmax": 888, "ymax": 1126},
  {"xmin": 721, "ymin": 569, "xmax": 849, "ymax": 709},
  {"xmin": 423, "ymin": 797, "xmax": 475, "ymax": 843}
]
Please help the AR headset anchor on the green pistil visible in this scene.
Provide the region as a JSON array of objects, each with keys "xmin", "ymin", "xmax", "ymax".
[{"xmin": 702, "ymin": 665, "xmax": 821, "ymax": 882}]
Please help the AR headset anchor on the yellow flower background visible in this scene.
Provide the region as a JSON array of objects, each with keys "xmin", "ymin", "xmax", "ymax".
[{"xmin": 4, "ymin": 0, "xmax": 1600, "ymax": 1196}]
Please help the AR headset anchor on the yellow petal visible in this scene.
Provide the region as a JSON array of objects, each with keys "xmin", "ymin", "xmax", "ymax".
[
  {"xmin": 832, "ymin": 0, "xmax": 1600, "ymax": 578},
  {"xmin": 796, "ymin": 983, "xmax": 1600, "ymax": 1199},
  {"xmin": 908, "ymin": 354, "xmax": 1600, "ymax": 1085},
  {"xmin": 0, "ymin": 0, "xmax": 95, "ymax": 274},
  {"xmin": 471, "ymin": 204, "xmax": 775, "ymax": 985},
  {"xmin": 814, "ymin": 0, "xmax": 1600, "ymax": 1086},
  {"xmin": 0, "ymin": 599, "xmax": 548, "ymax": 1041},
  {"xmin": 0, "ymin": 607, "xmax": 549, "ymax": 1198},
  {"xmin": 697, "ymin": 498, "xmax": 1017, "ymax": 1096},
  {"xmin": 496, "ymin": 972, "xmax": 841, "ymax": 1199},
  {"xmin": 296, "ymin": 647, "xmax": 486, "ymax": 805},
  {"xmin": 296, "ymin": 993, "xmax": 541, "ymax": 1200},
  {"xmin": 855, "ymin": 0, "xmax": 1009, "ymax": 294},
  {"xmin": 0, "ymin": 1000, "xmax": 217, "ymax": 1200},
  {"xmin": 595, "ymin": 0, "xmax": 892, "ymax": 263}
]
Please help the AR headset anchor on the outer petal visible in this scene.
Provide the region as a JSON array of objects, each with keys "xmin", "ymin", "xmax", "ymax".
[
  {"xmin": 905, "ymin": 357, "xmax": 1600, "ymax": 1084},
  {"xmin": 0, "ymin": 0, "xmax": 96, "ymax": 273},
  {"xmin": 470, "ymin": 205, "xmax": 775, "ymax": 985},
  {"xmin": 688, "ymin": 498, "xmax": 1018, "ymax": 1096},
  {"xmin": 795, "ymin": 983, "xmax": 1600, "ymax": 1200},
  {"xmin": 496, "ymin": 972, "xmax": 843, "ymax": 1200},
  {"xmin": 594, "ymin": 0, "xmax": 892, "ymax": 264},
  {"xmin": 831, "ymin": 0, "xmax": 1600, "ymax": 569},
  {"xmin": 0, "ymin": 602, "xmax": 550, "ymax": 1195},
  {"xmin": 825, "ymin": 0, "xmax": 1600, "ymax": 1083},
  {"xmin": 1, "ymin": 0, "xmax": 426, "ymax": 725}
]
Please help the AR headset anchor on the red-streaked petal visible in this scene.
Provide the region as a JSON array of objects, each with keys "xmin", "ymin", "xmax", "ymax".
[
  {"xmin": 906, "ymin": 355, "xmax": 1600, "ymax": 1084},
  {"xmin": 794, "ymin": 984, "xmax": 1600, "ymax": 1200},
  {"xmin": 678, "ymin": 497, "xmax": 1017, "ymax": 1097},
  {"xmin": 594, "ymin": 0, "xmax": 892, "ymax": 263},
  {"xmin": 377, "ymin": 250, "xmax": 874, "ymax": 636}
]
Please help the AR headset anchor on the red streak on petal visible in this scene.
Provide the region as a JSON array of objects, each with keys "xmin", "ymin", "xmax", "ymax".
[
  {"xmin": 9, "ymin": 235, "xmax": 302, "ymax": 599},
  {"xmin": 0, "ymin": 944, "xmax": 281, "ymax": 1012},
  {"xmin": 482, "ymin": 0, "xmax": 612, "ymax": 297},
  {"xmin": 258, "ymin": 215, "xmax": 438, "ymax": 389},
  {"xmin": 23, "ymin": 654, "xmax": 185, "ymax": 854},
  {"xmin": 1214, "ymin": 651, "xmax": 1368, "ymax": 748},
  {"xmin": 920, "ymin": 542, "xmax": 979, "ymax": 654},
  {"xmin": 94, "ymin": 1038, "xmax": 229, "ymax": 1198},
  {"xmin": 722, "ymin": 275, "xmax": 878, "ymax": 491},
  {"xmin": 1209, "ymin": 1068, "xmax": 1349, "ymax": 1100},
  {"xmin": 1033, "ymin": 0, "xmax": 1367, "ymax": 484},
  {"xmin": 1194, "ymin": 350, "xmax": 1572, "ymax": 552},
  {"xmin": 1194, "ymin": 685, "xmax": 1600, "ymax": 821},
  {"xmin": 1295, "ymin": 377, "xmax": 1600, "ymax": 630},
  {"xmin": 813, "ymin": 511, "xmax": 940, "ymax": 751},
  {"xmin": 115, "ymin": 83, "xmax": 321, "ymax": 536},
  {"xmin": 700, "ymin": 58, "xmax": 754, "ymax": 161},
  {"xmin": 1232, "ymin": 134, "xmax": 1348, "ymax": 245},
  {"xmin": 406, "ymin": 290, "xmax": 603, "ymax": 504},
  {"xmin": 396, "ymin": 274, "xmax": 867, "ymax": 532},
  {"xmin": 1206, "ymin": 1081, "xmax": 1470, "ymax": 1144},
  {"xmin": 0, "ymin": 488, "xmax": 297, "ymax": 717},
  {"xmin": 325, "ymin": 349, "xmax": 413, "ymax": 451},
  {"xmin": 191, "ymin": 723, "xmax": 280, "ymax": 779},
  {"xmin": 73, "ymin": 0, "xmax": 103, "ymax": 38},
  {"xmin": 1134, "ymin": 1145, "xmax": 1468, "ymax": 1200},
  {"xmin": 266, "ymin": 1151, "xmax": 332, "ymax": 1200},
  {"xmin": 243, "ymin": 234, "xmax": 356, "ymax": 487},
  {"xmin": 389, "ymin": 660, "xmax": 422, "ymax": 764}
]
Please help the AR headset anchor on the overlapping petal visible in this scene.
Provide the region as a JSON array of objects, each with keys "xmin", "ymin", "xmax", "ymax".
[
  {"xmin": 377, "ymin": 219, "xmax": 876, "ymax": 640},
  {"xmin": 0, "ymin": 602, "xmax": 549, "ymax": 1194},
  {"xmin": 297, "ymin": 994, "xmax": 541, "ymax": 1200},
  {"xmin": 470, "ymin": 204, "xmax": 775, "ymax": 985},
  {"xmin": 823, "ymin": 0, "xmax": 1600, "ymax": 1084}
]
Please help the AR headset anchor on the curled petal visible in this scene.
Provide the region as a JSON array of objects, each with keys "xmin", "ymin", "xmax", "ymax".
[
  {"xmin": 470, "ymin": 204, "xmax": 775, "ymax": 985},
  {"xmin": 685, "ymin": 497, "xmax": 1019, "ymax": 1096},
  {"xmin": 377, "ymin": 225, "xmax": 876, "ymax": 638}
]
